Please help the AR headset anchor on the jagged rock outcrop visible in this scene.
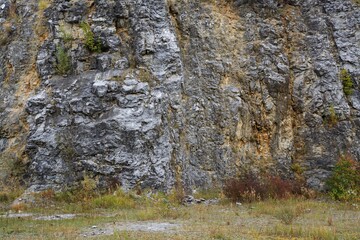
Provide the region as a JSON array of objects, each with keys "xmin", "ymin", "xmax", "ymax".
[{"xmin": 0, "ymin": 0, "xmax": 359, "ymax": 192}]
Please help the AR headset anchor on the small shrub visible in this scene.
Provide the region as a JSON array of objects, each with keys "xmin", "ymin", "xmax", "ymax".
[
  {"xmin": 55, "ymin": 45, "xmax": 71, "ymax": 75},
  {"xmin": 274, "ymin": 206, "xmax": 302, "ymax": 225},
  {"xmin": 80, "ymin": 22, "xmax": 102, "ymax": 52},
  {"xmin": 0, "ymin": 153, "xmax": 16, "ymax": 179},
  {"xmin": 323, "ymin": 105, "xmax": 338, "ymax": 127},
  {"xmin": 223, "ymin": 173, "xmax": 263, "ymax": 203},
  {"xmin": 223, "ymin": 173, "xmax": 305, "ymax": 203},
  {"xmin": 326, "ymin": 154, "xmax": 360, "ymax": 201},
  {"xmin": 54, "ymin": 190, "xmax": 77, "ymax": 203},
  {"xmin": 340, "ymin": 68, "xmax": 354, "ymax": 96},
  {"xmin": 61, "ymin": 145, "xmax": 77, "ymax": 162},
  {"xmin": 328, "ymin": 105, "xmax": 338, "ymax": 126},
  {"xmin": 54, "ymin": 174, "xmax": 98, "ymax": 203},
  {"xmin": 167, "ymin": 186, "xmax": 185, "ymax": 205},
  {"xmin": 36, "ymin": 189, "xmax": 55, "ymax": 200},
  {"xmin": 0, "ymin": 192, "xmax": 9, "ymax": 202},
  {"xmin": 291, "ymin": 163, "xmax": 304, "ymax": 175},
  {"xmin": 56, "ymin": 133, "xmax": 77, "ymax": 162},
  {"xmin": 265, "ymin": 175, "xmax": 303, "ymax": 200},
  {"xmin": 327, "ymin": 216, "xmax": 333, "ymax": 226},
  {"xmin": 81, "ymin": 174, "xmax": 98, "ymax": 199},
  {"xmin": 0, "ymin": 185, "xmax": 24, "ymax": 205},
  {"xmin": 0, "ymin": 152, "xmax": 27, "ymax": 183}
]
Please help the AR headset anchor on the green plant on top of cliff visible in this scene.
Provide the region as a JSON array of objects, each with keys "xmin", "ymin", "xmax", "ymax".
[
  {"xmin": 340, "ymin": 68, "xmax": 354, "ymax": 96},
  {"xmin": 55, "ymin": 45, "xmax": 71, "ymax": 75},
  {"xmin": 326, "ymin": 154, "xmax": 360, "ymax": 201},
  {"xmin": 80, "ymin": 22, "xmax": 102, "ymax": 53}
]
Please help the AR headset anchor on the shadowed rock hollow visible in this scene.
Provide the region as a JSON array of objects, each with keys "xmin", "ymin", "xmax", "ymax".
[{"xmin": 0, "ymin": 0, "xmax": 359, "ymax": 192}]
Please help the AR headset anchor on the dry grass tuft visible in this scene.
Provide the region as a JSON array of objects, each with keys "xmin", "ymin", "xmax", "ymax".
[
  {"xmin": 266, "ymin": 225, "xmax": 338, "ymax": 240},
  {"xmin": 10, "ymin": 202, "xmax": 28, "ymax": 212}
]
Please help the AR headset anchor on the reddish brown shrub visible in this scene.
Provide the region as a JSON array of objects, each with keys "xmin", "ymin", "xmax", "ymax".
[
  {"xmin": 223, "ymin": 173, "xmax": 264, "ymax": 202},
  {"xmin": 223, "ymin": 173, "xmax": 305, "ymax": 202}
]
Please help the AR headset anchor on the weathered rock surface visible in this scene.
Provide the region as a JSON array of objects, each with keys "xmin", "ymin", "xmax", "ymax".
[{"xmin": 0, "ymin": 0, "xmax": 359, "ymax": 192}]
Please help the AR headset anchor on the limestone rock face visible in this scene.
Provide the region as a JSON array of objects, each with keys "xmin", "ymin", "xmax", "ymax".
[{"xmin": 0, "ymin": 0, "xmax": 359, "ymax": 192}]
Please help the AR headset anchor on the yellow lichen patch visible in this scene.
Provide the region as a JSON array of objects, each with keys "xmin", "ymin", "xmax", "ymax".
[
  {"xmin": 38, "ymin": 0, "xmax": 51, "ymax": 11},
  {"xmin": 38, "ymin": 29, "xmax": 49, "ymax": 42},
  {"xmin": 0, "ymin": 21, "xmax": 12, "ymax": 46},
  {"xmin": 255, "ymin": 132, "xmax": 272, "ymax": 158},
  {"xmin": 1, "ymin": 66, "xmax": 41, "ymax": 182},
  {"xmin": 281, "ymin": 6, "xmax": 305, "ymax": 55},
  {"xmin": 7, "ymin": 1, "xmax": 18, "ymax": 20},
  {"xmin": 219, "ymin": 74, "xmax": 230, "ymax": 87},
  {"xmin": 207, "ymin": 16, "xmax": 246, "ymax": 88},
  {"xmin": 219, "ymin": 71, "xmax": 245, "ymax": 89},
  {"xmin": 202, "ymin": 0, "xmax": 240, "ymax": 21},
  {"xmin": 210, "ymin": 7, "xmax": 243, "ymax": 46},
  {"xmin": 35, "ymin": 0, "xmax": 53, "ymax": 42},
  {"xmin": 235, "ymin": 112, "xmax": 252, "ymax": 142},
  {"xmin": 5, "ymin": 69, "xmax": 38, "ymax": 138},
  {"xmin": 3, "ymin": 62, "xmax": 14, "ymax": 85},
  {"xmin": 15, "ymin": 65, "xmax": 41, "ymax": 101}
]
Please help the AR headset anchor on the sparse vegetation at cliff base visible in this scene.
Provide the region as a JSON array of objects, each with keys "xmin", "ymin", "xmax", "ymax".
[{"xmin": 0, "ymin": 184, "xmax": 359, "ymax": 239}]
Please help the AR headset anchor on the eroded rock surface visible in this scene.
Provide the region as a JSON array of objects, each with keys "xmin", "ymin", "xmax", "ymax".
[{"xmin": 0, "ymin": 0, "xmax": 359, "ymax": 192}]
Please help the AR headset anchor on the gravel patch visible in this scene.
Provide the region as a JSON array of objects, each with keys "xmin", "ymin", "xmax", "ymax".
[
  {"xmin": 81, "ymin": 221, "xmax": 181, "ymax": 237},
  {"xmin": 0, "ymin": 213, "xmax": 76, "ymax": 220},
  {"xmin": 0, "ymin": 213, "xmax": 34, "ymax": 218},
  {"xmin": 33, "ymin": 214, "xmax": 76, "ymax": 220}
]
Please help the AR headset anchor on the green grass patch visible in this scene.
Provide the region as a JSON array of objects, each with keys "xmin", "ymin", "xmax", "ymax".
[
  {"xmin": 80, "ymin": 22, "xmax": 102, "ymax": 53},
  {"xmin": 91, "ymin": 191, "xmax": 137, "ymax": 209},
  {"xmin": 340, "ymin": 68, "xmax": 354, "ymax": 96},
  {"xmin": 54, "ymin": 45, "xmax": 71, "ymax": 75}
]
